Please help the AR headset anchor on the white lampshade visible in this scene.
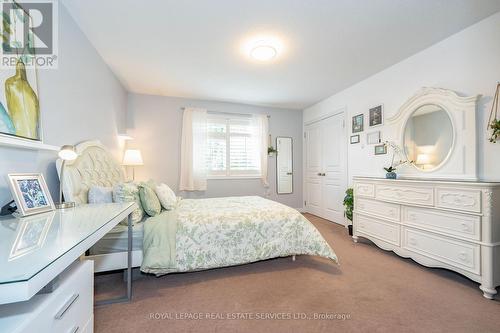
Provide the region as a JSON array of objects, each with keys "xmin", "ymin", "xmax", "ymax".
[
  {"xmin": 123, "ymin": 149, "xmax": 143, "ymax": 166},
  {"xmin": 416, "ymin": 153, "xmax": 431, "ymax": 165},
  {"xmin": 58, "ymin": 145, "xmax": 77, "ymax": 161}
]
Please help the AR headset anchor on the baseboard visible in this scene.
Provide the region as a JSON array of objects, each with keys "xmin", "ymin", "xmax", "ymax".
[{"xmin": 295, "ymin": 207, "xmax": 306, "ymax": 213}]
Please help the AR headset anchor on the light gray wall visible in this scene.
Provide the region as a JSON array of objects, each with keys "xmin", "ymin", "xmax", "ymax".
[
  {"xmin": 127, "ymin": 94, "xmax": 303, "ymax": 209},
  {"xmin": 0, "ymin": 3, "xmax": 127, "ymax": 204}
]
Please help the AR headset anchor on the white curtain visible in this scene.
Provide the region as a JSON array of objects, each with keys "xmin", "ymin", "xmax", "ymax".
[
  {"xmin": 254, "ymin": 114, "xmax": 269, "ymax": 187},
  {"xmin": 179, "ymin": 108, "xmax": 208, "ymax": 191}
]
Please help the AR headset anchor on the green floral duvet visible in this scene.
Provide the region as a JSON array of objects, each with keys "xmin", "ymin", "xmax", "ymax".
[{"xmin": 141, "ymin": 196, "xmax": 338, "ymax": 276}]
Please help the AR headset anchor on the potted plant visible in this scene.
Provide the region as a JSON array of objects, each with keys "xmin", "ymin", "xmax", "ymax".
[
  {"xmin": 343, "ymin": 188, "xmax": 353, "ymax": 235},
  {"xmin": 267, "ymin": 146, "xmax": 277, "ymax": 157},
  {"xmin": 487, "ymin": 83, "xmax": 499, "ymax": 143},
  {"xmin": 383, "ymin": 141, "xmax": 413, "ymax": 179}
]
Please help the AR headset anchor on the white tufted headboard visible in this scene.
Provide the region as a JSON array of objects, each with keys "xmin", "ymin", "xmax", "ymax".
[{"xmin": 56, "ymin": 140, "xmax": 125, "ymax": 205}]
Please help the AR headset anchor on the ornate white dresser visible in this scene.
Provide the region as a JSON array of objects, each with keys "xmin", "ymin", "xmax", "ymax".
[{"xmin": 352, "ymin": 176, "xmax": 500, "ymax": 299}]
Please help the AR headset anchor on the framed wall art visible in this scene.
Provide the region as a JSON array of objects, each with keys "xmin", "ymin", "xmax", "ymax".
[
  {"xmin": 369, "ymin": 105, "xmax": 383, "ymax": 127},
  {"xmin": 352, "ymin": 114, "xmax": 364, "ymax": 133}
]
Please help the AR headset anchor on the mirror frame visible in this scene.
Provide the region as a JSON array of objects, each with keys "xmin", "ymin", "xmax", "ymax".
[
  {"xmin": 275, "ymin": 136, "xmax": 293, "ymax": 194},
  {"xmin": 386, "ymin": 87, "xmax": 479, "ymax": 180},
  {"xmin": 401, "ymin": 103, "xmax": 456, "ymax": 173}
]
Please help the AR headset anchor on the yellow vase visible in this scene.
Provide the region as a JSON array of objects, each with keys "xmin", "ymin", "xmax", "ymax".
[{"xmin": 5, "ymin": 59, "xmax": 40, "ymax": 139}]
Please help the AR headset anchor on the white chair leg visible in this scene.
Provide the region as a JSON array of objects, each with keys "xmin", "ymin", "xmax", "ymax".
[{"xmin": 292, "ymin": 255, "xmax": 296, "ymax": 261}]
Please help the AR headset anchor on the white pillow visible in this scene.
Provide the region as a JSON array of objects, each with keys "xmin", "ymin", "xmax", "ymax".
[
  {"xmin": 155, "ymin": 183, "xmax": 177, "ymax": 210},
  {"xmin": 88, "ymin": 186, "xmax": 113, "ymax": 204}
]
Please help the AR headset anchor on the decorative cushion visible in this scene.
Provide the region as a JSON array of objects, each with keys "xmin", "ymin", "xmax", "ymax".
[
  {"xmin": 113, "ymin": 182, "xmax": 144, "ymax": 224},
  {"xmin": 88, "ymin": 186, "xmax": 113, "ymax": 204},
  {"xmin": 155, "ymin": 183, "xmax": 177, "ymax": 210},
  {"xmin": 139, "ymin": 183, "xmax": 161, "ymax": 217}
]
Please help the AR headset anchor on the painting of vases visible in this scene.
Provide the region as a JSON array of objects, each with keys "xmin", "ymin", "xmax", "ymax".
[{"xmin": 0, "ymin": 58, "xmax": 41, "ymax": 141}]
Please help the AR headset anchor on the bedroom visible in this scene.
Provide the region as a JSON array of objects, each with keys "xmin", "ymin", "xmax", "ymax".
[{"xmin": 0, "ymin": 0, "xmax": 499, "ymax": 332}]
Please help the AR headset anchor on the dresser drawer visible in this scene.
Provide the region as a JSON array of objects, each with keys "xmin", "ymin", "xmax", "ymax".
[
  {"xmin": 356, "ymin": 214, "xmax": 400, "ymax": 246},
  {"xmin": 403, "ymin": 228, "xmax": 480, "ymax": 275},
  {"xmin": 404, "ymin": 207, "xmax": 480, "ymax": 241},
  {"xmin": 357, "ymin": 198, "xmax": 400, "ymax": 222},
  {"xmin": 20, "ymin": 261, "xmax": 93, "ymax": 333},
  {"xmin": 355, "ymin": 182, "xmax": 375, "ymax": 198},
  {"xmin": 376, "ymin": 184, "xmax": 434, "ymax": 206},
  {"xmin": 436, "ymin": 187, "xmax": 482, "ymax": 213}
]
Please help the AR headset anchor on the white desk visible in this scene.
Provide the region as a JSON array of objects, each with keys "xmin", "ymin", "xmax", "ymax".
[{"xmin": 0, "ymin": 203, "xmax": 136, "ymax": 333}]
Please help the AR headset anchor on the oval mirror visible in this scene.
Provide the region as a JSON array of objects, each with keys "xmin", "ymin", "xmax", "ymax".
[{"xmin": 403, "ymin": 104, "xmax": 454, "ymax": 171}]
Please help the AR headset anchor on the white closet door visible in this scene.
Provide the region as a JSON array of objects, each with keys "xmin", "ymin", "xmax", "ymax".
[
  {"xmin": 321, "ymin": 113, "xmax": 346, "ymax": 223},
  {"xmin": 305, "ymin": 122, "xmax": 323, "ymax": 217},
  {"xmin": 304, "ymin": 111, "xmax": 346, "ymax": 224}
]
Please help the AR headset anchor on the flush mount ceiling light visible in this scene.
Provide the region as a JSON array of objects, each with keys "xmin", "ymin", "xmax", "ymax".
[
  {"xmin": 250, "ymin": 44, "xmax": 277, "ymax": 61},
  {"xmin": 241, "ymin": 35, "xmax": 284, "ymax": 63}
]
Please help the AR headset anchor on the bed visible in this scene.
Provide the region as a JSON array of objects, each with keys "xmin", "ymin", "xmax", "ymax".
[{"xmin": 58, "ymin": 140, "xmax": 338, "ymax": 274}]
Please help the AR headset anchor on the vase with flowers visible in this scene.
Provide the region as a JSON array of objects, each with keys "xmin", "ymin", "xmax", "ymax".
[{"xmin": 383, "ymin": 141, "xmax": 413, "ymax": 179}]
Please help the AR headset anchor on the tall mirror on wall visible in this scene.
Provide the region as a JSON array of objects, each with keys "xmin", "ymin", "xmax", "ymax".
[
  {"xmin": 276, "ymin": 137, "xmax": 293, "ymax": 194},
  {"xmin": 403, "ymin": 104, "xmax": 454, "ymax": 172}
]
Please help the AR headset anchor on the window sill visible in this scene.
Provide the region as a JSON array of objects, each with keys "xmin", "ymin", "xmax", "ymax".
[{"xmin": 208, "ymin": 176, "xmax": 262, "ymax": 180}]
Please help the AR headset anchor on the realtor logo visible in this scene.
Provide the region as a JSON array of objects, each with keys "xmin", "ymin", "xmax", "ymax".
[{"xmin": 1, "ymin": 0, "xmax": 58, "ymax": 68}]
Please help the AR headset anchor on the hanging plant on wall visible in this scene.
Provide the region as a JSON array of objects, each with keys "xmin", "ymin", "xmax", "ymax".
[{"xmin": 487, "ymin": 82, "xmax": 500, "ymax": 143}]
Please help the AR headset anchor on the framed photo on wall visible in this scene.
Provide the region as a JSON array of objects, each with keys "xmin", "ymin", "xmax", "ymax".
[
  {"xmin": 7, "ymin": 173, "xmax": 55, "ymax": 217},
  {"xmin": 367, "ymin": 131, "xmax": 381, "ymax": 145},
  {"xmin": 374, "ymin": 144, "xmax": 387, "ymax": 155},
  {"xmin": 369, "ymin": 105, "xmax": 383, "ymax": 127},
  {"xmin": 352, "ymin": 114, "xmax": 364, "ymax": 133},
  {"xmin": 350, "ymin": 135, "xmax": 360, "ymax": 144}
]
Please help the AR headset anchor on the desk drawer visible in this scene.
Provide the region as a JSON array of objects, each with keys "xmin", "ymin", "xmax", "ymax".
[
  {"xmin": 22, "ymin": 261, "xmax": 93, "ymax": 333},
  {"xmin": 404, "ymin": 207, "xmax": 480, "ymax": 241},
  {"xmin": 376, "ymin": 184, "xmax": 434, "ymax": 206},
  {"xmin": 403, "ymin": 228, "xmax": 480, "ymax": 275},
  {"xmin": 357, "ymin": 198, "xmax": 400, "ymax": 222},
  {"xmin": 356, "ymin": 214, "xmax": 400, "ymax": 246}
]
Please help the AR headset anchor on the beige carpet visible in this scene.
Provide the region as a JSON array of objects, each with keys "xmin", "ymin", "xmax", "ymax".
[{"xmin": 94, "ymin": 213, "xmax": 500, "ymax": 333}]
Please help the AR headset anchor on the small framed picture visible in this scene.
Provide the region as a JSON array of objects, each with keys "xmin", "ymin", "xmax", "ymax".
[
  {"xmin": 374, "ymin": 144, "xmax": 387, "ymax": 155},
  {"xmin": 369, "ymin": 105, "xmax": 383, "ymax": 127},
  {"xmin": 367, "ymin": 131, "xmax": 381, "ymax": 145},
  {"xmin": 7, "ymin": 173, "xmax": 55, "ymax": 217},
  {"xmin": 350, "ymin": 135, "xmax": 360, "ymax": 144},
  {"xmin": 352, "ymin": 114, "xmax": 364, "ymax": 133}
]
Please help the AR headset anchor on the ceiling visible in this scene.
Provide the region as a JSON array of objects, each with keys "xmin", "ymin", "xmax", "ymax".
[{"xmin": 62, "ymin": 0, "xmax": 500, "ymax": 110}]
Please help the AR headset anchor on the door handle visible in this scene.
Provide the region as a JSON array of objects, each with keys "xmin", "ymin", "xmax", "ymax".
[
  {"xmin": 321, "ymin": 173, "xmax": 326, "ymax": 176},
  {"xmin": 317, "ymin": 173, "xmax": 322, "ymax": 176},
  {"xmin": 286, "ymin": 172, "xmax": 293, "ymax": 175}
]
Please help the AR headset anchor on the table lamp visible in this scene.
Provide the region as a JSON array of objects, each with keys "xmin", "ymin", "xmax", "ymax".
[
  {"xmin": 122, "ymin": 149, "xmax": 143, "ymax": 180},
  {"xmin": 57, "ymin": 145, "xmax": 78, "ymax": 209}
]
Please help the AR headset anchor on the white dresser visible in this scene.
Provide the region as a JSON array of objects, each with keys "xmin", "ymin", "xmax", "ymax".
[
  {"xmin": 352, "ymin": 176, "xmax": 500, "ymax": 299},
  {"xmin": 0, "ymin": 203, "xmax": 136, "ymax": 333}
]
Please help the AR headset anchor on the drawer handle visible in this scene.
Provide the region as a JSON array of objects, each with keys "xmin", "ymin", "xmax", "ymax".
[
  {"xmin": 359, "ymin": 204, "xmax": 365, "ymax": 210},
  {"xmin": 409, "ymin": 238, "xmax": 417, "ymax": 246},
  {"xmin": 55, "ymin": 293, "xmax": 79, "ymax": 320},
  {"xmin": 458, "ymin": 252, "xmax": 468, "ymax": 262},
  {"xmin": 69, "ymin": 327, "xmax": 79, "ymax": 333},
  {"xmin": 388, "ymin": 209, "xmax": 395, "ymax": 216},
  {"xmin": 460, "ymin": 222, "xmax": 470, "ymax": 232},
  {"xmin": 408, "ymin": 214, "xmax": 417, "ymax": 221}
]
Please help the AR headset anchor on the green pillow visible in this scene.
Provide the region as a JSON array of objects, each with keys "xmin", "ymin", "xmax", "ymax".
[
  {"xmin": 113, "ymin": 182, "xmax": 144, "ymax": 225},
  {"xmin": 139, "ymin": 184, "xmax": 161, "ymax": 217}
]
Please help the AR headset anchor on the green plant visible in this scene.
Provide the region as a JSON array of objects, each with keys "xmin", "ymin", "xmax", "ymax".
[
  {"xmin": 267, "ymin": 146, "xmax": 277, "ymax": 154},
  {"xmin": 487, "ymin": 83, "xmax": 499, "ymax": 143},
  {"xmin": 489, "ymin": 119, "xmax": 500, "ymax": 143},
  {"xmin": 343, "ymin": 188, "xmax": 353, "ymax": 221}
]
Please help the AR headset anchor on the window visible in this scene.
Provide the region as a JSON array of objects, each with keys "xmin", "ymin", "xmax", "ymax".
[{"xmin": 207, "ymin": 114, "xmax": 261, "ymax": 177}]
